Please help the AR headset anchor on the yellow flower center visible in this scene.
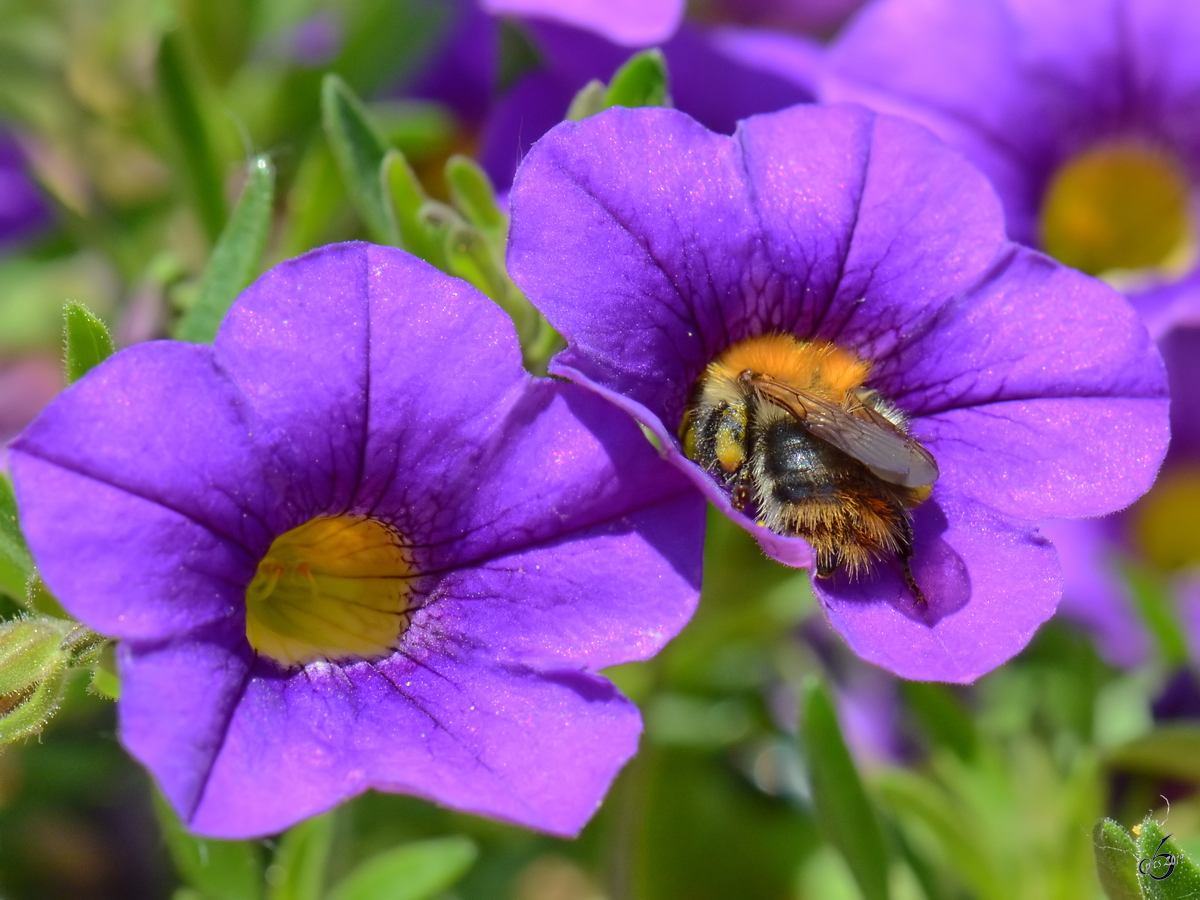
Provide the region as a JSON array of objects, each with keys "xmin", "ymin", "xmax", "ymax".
[
  {"xmin": 245, "ymin": 516, "xmax": 415, "ymax": 667},
  {"xmin": 1039, "ymin": 143, "xmax": 1194, "ymax": 279},
  {"xmin": 1131, "ymin": 465, "xmax": 1200, "ymax": 571}
]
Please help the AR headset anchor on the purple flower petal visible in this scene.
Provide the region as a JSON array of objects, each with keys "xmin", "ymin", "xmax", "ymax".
[
  {"xmin": 481, "ymin": 0, "xmax": 684, "ymax": 46},
  {"xmin": 124, "ymin": 636, "xmax": 640, "ymax": 839},
  {"xmin": 817, "ymin": 489, "xmax": 1060, "ymax": 683},
  {"xmin": 11, "ymin": 346, "xmax": 270, "ymax": 638}
]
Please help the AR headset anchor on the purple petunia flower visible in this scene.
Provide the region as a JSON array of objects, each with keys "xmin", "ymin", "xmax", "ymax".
[
  {"xmin": 9, "ymin": 242, "xmax": 705, "ymax": 838},
  {"xmin": 820, "ymin": 0, "xmax": 1200, "ymax": 337},
  {"xmin": 0, "ymin": 128, "xmax": 52, "ymax": 250},
  {"xmin": 505, "ymin": 103, "xmax": 1169, "ymax": 682}
]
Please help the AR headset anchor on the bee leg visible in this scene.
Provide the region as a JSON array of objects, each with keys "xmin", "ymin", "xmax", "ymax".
[
  {"xmin": 900, "ymin": 554, "xmax": 927, "ymax": 606},
  {"xmin": 731, "ymin": 481, "xmax": 749, "ymax": 511},
  {"xmin": 895, "ymin": 518, "xmax": 927, "ymax": 606}
]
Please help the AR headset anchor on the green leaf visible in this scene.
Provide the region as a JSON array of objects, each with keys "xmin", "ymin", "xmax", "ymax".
[
  {"xmin": 63, "ymin": 300, "xmax": 115, "ymax": 384},
  {"xmin": 382, "ymin": 150, "xmax": 447, "ymax": 268},
  {"xmin": 154, "ymin": 791, "xmax": 264, "ymax": 900},
  {"xmin": 266, "ymin": 813, "xmax": 335, "ymax": 900},
  {"xmin": 326, "ymin": 836, "xmax": 477, "ymax": 900},
  {"xmin": 800, "ymin": 680, "xmax": 890, "ymax": 900},
  {"xmin": 1094, "ymin": 818, "xmax": 1145, "ymax": 900},
  {"xmin": 373, "ymin": 101, "xmax": 459, "ymax": 162},
  {"xmin": 322, "ymin": 74, "xmax": 399, "ymax": 245},
  {"xmin": 604, "ymin": 49, "xmax": 670, "ymax": 110},
  {"xmin": 566, "ymin": 50, "xmax": 671, "ymax": 122},
  {"xmin": 25, "ymin": 574, "xmax": 70, "ymax": 620},
  {"xmin": 176, "ymin": 0, "xmax": 255, "ymax": 86},
  {"xmin": 88, "ymin": 642, "xmax": 120, "ymax": 701},
  {"xmin": 176, "ymin": 156, "xmax": 276, "ymax": 344},
  {"xmin": 1121, "ymin": 560, "xmax": 1190, "ymax": 667},
  {"xmin": 442, "ymin": 223, "xmax": 511, "ymax": 301},
  {"xmin": 0, "ymin": 472, "xmax": 33, "ymax": 598},
  {"xmin": 157, "ymin": 32, "xmax": 227, "ymax": 243},
  {"xmin": 565, "ymin": 80, "xmax": 607, "ymax": 122},
  {"xmin": 631, "ymin": 744, "xmax": 820, "ymax": 900},
  {"xmin": 1109, "ymin": 726, "xmax": 1200, "ymax": 783},
  {"xmin": 496, "ymin": 19, "xmax": 542, "ymax": 93},
  {"xmin": 90, "ymin": 664, "xmax": 120, "ymax": 701},
  {"xmin": 901, "ymin": 681, "xmax": 978, "ymax": 760},
  {"xmin": 1135, "ymin": 818, "xmax": 1200, "ymax": 899},
  {"xmin": 876, "ymin": 769, "xmax": 1002, "ymax": 900},
  {"xmin": 331, "ymin": 0, "xmax": 455, "ymax": 98},
  {"xmin": 444, "ymin": 155, "xmax": 506, "ymax": 246}
]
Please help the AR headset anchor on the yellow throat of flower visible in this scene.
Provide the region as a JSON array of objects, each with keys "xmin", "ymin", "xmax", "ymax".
[
  {"xmin": 245, "ymin": 516, "xmax": 415, "ymax": 667},
  {"xmin": 1039, "ymin": 143, "xmax": 1194, "ymax": 280}
]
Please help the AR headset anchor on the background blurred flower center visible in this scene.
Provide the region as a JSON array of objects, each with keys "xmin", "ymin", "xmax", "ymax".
[
  {"xmin": 1039, "ymin": 144, "xmax": 1194, "ymax": 279},
  {"xmin": 1131, "ymin": 464, "xmax": 1200, "ymax": 571},
  {"xmin": 244, "ymin": 515, "xmax": 415, "ymax": 667}
]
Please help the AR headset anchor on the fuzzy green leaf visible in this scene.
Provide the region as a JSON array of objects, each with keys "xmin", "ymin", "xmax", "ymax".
[
  {"xmin": 567, "ymin": 50, "xmax": 670, "ymax": 122},
  {"xmin": 1094, "ymin": 819, "xmax": 1145, "ymax": 900},
  {"xmin": 800, "ymin": 680, "xmax": 890, "ymax": 900},
  {"xmin": 605, "ymin": 49, "xmax": 670, "ymax": 110},
  {"xmin": 445, "ymin": 154, "xmax": 506, "ymax": 245},
  {"xmin": 63, "ymin": 300, "xmax": 115, "ymax": 384},
  {"xmin": 565, "ymin": 80, "xmax": 607, "ymax": 122},
  {"xmin": 25, "ymin": 574, "xmax": 69, "ymax": 619},
  {"xmin": 326, "ymin": 836, "xmax": 477, "ymax": 900},
  {"xmin": 176, "ymin": 156, "xmax": 276, "ymax": 344},
  {"xmin": 382, "ymin": 150, "xmax": 447, "ymax": 268},
  {"xmin": 322, "ymin": 74, "xmax": 399, "ymax": 245},
  {"xmin": 0, "ymin": 617, "xmax": 72, "ymax": 696},
  {"xmin": 1135, "ymin": 818, "xmax": 1200, "ymax": 899}
]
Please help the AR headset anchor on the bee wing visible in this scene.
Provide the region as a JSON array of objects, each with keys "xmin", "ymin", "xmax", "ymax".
[{"xmin": 752, "ymin": 376, "xmax": 939, "ymax": 488}]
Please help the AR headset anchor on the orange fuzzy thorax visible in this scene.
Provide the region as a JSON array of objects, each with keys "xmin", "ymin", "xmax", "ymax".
[{"xmin": 709, "ymin": 334, "xmax": 870, "ymax": 401}]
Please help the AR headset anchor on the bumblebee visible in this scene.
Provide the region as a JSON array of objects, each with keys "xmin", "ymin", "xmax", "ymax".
[{"xmin": 681, "ymin": 334, "xmax": 939, "ymax": 603}]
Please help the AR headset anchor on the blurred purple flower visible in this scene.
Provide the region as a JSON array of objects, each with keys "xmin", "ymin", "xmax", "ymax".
[
  {"xmin": 10, "ymin": 242, "xmax": 704, "ymax": 838},
  {"xmin": 506, "ymin": 103, "xmax": 1169, "ymax": 682},
  {"xmin": 699, "ymin": 0, "xmax": 869, "ymax": 39},
  {"xmin": 822, "ymin": 0, "xmax": 1200, "ymax": 336},
  {"xmin": 0, "ymin": 355, "xmax": 63, "ymax": 469},
  {"xmin": 286, "ymin": 13, "xmax": 342, "ymax": 68},
  {"xmin": 406, "ymin": 2, "xmax": 818, "ymax": 187},
  {"xmin": 482, "ymin": 0, "xmax": 684, "ymax": 46},
  {"xmin": 0, "ymin": 129, "xmax": 52, "ymax": 250}
]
